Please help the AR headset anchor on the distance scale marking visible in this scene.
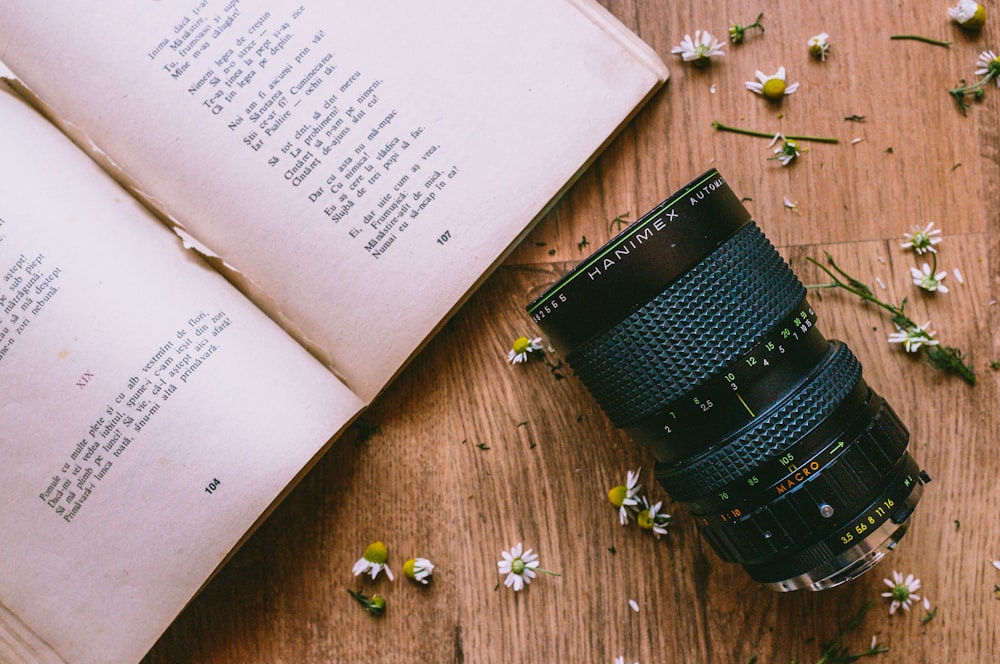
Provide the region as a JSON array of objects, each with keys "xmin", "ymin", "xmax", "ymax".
[
  {"xmin": 686, "ymin": 380, "xmax": 878, "ymax": 518},
  {"xmin": 629, "ymin": 305, "xmax": 821, "ymax": 458}
]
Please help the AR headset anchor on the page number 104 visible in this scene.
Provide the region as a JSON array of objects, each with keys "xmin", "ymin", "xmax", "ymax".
[
  {"xmin": 436, "ymin": 230, "xmax": 452, "ymax": 245},
  {"xmin": 204, "ymin": 478, "xmax": 222, "ymax": 494}
]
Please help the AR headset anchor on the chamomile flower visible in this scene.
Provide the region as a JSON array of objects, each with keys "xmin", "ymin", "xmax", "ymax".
[
  {"xmin": 974, "ymin": 50, "xmax": 1000, "ymax": 84},
  {"xmin": 352, "ymin": 541, "xmax": 394, "ymax": 581},
  {"xmin": 403, "ymin": 557, "xmax": 435, "ymax": 584},
  {"xmin": 949, "ymin": 0, "xmax": 987, "ymax": 30},
  {"xmin": 901, "ymin": 222, "xmax": 943, "ymax": 254},
  {"xmin": 507, "ymin": 336, "xmax": 543, "ymax": 364},
  {"xmin": 808, "ymin": 33, "xmax": 831, "ymax": 61},
  {"xmin": 729, "ymin": 12, "xmax": 765, "ymax": 44},
  {"xmin": 888, "ymin": 322, "xmax": 939, "ymax": 353},
  {"xmin": 607, "ymin": 468, "xmax": 642, "ymax": 525},
  {"xmin": 769, "ymin": 133, "xmax": 802, "ymax": 166},
  {"xmin": 881, "ymin": 570, "xmax": 922, "ymax": 615},
  {"xmin": 498, "ymin": 542, "xmax": 559, "ymax": 591},
  {"xmin": 911, "ymin": 263, "xmax": 949, "ymax": 293},
  {"xmin": 347, "ymin": 588, "xmax": 386, "ymax": 616},
  {"xmin": 671, "ymin": 30, "xmax": 726, "ymax": 67},
  {"xmin": 745, "ymin": 66, "xmax": 799, "ymax": 100},
  {"xmin": 636, "ymin": 496, "xmax": 671, "ymax": 538}
]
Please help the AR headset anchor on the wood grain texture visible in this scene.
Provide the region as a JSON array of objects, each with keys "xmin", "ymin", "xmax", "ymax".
[{"xmin": 144, "ymin": 2, "xmax": 1000, "ymax": 662}]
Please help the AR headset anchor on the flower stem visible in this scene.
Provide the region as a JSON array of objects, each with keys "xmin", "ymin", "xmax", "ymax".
[
  {"xmin": 712, "ymin": 121, "xmax": 839, "ymax": 143},
  {"xmin": 890, "ymin": 34, "xmax": 952, "ymax": 47},
  {"xmin": 815, "ymin": 599, "xmax": 877, "ymax": 664}
]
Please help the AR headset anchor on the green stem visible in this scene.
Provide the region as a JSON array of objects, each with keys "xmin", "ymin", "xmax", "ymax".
[
  {"xmin": 806, "ymin": 256, "xmax": 915, "ymax": 328},
  {"xmin": 712, "ymin": 121, "xmax": 840, "ymax": 143},
  {"xmin": 815, "ymin": 599, "xmax": 877, "ymax": 664},
  {"xmin": 890, "ymin": 34, "xmax": 952, "ymax": 47}
]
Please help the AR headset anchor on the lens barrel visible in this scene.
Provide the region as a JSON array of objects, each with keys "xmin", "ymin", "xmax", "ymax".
[{"xmin": 527, "ymin": 169, "xmax": 928, "ymax": 591}]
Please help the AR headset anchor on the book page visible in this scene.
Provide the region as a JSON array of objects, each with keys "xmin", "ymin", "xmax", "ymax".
[
  {"xmin": 0, "ymin": 0, "xmax": 667, "ymax": 402},
  {"xmin": 0, "ymin": 86, "xmax": 363, "ymax": 664}
]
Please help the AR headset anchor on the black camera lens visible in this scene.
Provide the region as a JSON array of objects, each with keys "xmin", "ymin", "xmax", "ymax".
[{"xmin": 527, "ymin": 169, "xmax": 928, "ymax": 591}]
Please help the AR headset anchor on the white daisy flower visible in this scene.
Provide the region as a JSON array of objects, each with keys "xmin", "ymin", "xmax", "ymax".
[
  {"xmin": 949, "ymin": 0, "xmax": 986, "ymax": 30},
  {"xmin": 808, "ymin": 33, "xmax": 831, "ymax": 61},
  {"xmin": 507, "ymin": 336, "xmax": 543, "ymax": 364},
  {"xmin": 352, "ymin": 541, "xmax": 394, "ymax": 581},
  {"xmin": 888, "ymin": 322, "xmax": 939, "ymax": 353},
  {"xmin": 671, "ymin": 30, "xmax": 726, "ymax": 67},
  {"xmin": 911, "ymin": 263, "xmax": 949, "ymax": 293},
  {"xmin": 403, "ymin": 557, "xmax": 435, "ymax": 584},
  {"xmin": 901, "ymin": 222, "xmax": 943, "ymax": 254},
  {"xmin": 974, "ymin": 50, "xmax": 1000, "ymax": 85},
  {"xmin": 881, "ymin": 570, "xmax": 922, "ymax": 615},
  {"xmin": 637, "ymin": 496, "xmax": 671, "ymax": 538},
  {"xmin": 607, "ymin": 468, "xmax": 642, "ymax": 525},
  {"xmin": 745, "ymin": 66, "xmax": 800, "ymax": 100},
  {"xmin": 769, "ymin": 133, "xmax": 802, "ymax": 166},
  {"xmin": 498, "ymin": 542, "xmax": 538, "ymax": 591}
]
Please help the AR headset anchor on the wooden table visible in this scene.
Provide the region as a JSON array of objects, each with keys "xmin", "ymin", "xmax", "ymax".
[{"xmin": 144, "ymin": 2, "xmax": 1000, "ymax": 661}]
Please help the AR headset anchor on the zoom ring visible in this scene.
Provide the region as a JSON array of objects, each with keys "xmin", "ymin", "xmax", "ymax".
[
  {"xmin": 697, "ymin": 401, "xmax": 910, "ymax": 564},
  {"xmin": 565, "ymin": 222, "xmax": 805, "ymax": 428},
  {"xmin": 655, "ymin": 341, "xmax": 862, "ymax": 500}
]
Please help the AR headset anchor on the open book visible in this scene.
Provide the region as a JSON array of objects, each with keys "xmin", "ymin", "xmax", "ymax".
[{"xmin": 0, "ymin": 1, "xmax": 666, "ymax": 662}]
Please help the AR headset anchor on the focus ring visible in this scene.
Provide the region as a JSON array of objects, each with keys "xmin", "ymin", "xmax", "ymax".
[
  {"xmin": 565, "ymin": 222, "xmax": 805, "ymax": 428},
  {"xmin": 655, "ymin": 341, "xmax": 862, "ymax": 500}
]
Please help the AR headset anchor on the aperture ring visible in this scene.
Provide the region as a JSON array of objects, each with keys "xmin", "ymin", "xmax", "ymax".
[
  {"xmin": 565, "ymin": 222, "xmax": 805, "ymax": 428},
  {"xmin": 655, "ymin": 341, "xmax": 862, "ymax": 500}
]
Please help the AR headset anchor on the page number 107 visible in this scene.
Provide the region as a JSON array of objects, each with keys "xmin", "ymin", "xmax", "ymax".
[{"xmin": 436, "ymin": 230, "xmax": 451, "ymax": 245}]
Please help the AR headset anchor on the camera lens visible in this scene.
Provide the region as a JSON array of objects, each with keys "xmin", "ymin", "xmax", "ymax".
[{"xmin": 526, "ymin": 169, "xmax": 929, "ymax": 591}]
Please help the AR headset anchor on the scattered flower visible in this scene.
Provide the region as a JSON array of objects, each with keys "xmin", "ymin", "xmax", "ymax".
[
  {"xmin": 874, "ymin": 275, "xmax": 887, "ymax": 290},
  {"xmin": 807, "ymin": 253, "xmax": 976, "ymax": 383},
  {"xmin": 710, "ymin": 83, "xmax": 717, "ymax": 94},
  {"xmin": 992, "ymin": 559, "xmax": 1000, "ymax": 571},
  {"xmin": 607, "ymin": 468, "xmax": 642, "ymax": 525},
  {"xmin": 768, "ymin": 133, "xmax": 802, "ymax": 166},
  {"xmin": 507, "ymin": 336, "xmax": 543, "ymax": 364},
  {"xmin": 636, "ymin": 496, "xmax": 671, "ymax": 538},
  {"xmin": 729, "ymin": 12, "xmax": 765, "ymax": 44},
  {"xmin": 347, "ymin": 588, "xmax": 386, "ymax": 616},
  {"xmin": 614, "ymin": 658, "xmax": 639, "ymax": 664},
  {"xmin": 403, "ymin": 557, "xmax": 435, "ymax": 584},
  {"xmin": 949, "ymin": 0, "xmax": 987, "ymax": 30},
  {"xmin": 628, "ymin": 598, "xmax": 640, "ymax": 613},
  {"xmin": 671, "ymin": 30, "xmax": 726, "ymax": 67},
  {"xmin": 497, "ymin": 542, "xmax": 560, "ymax": 591},
  {"xmin": 352, "ymin": 541, "xmax": 395, "ymax": 581},
  {"xmin": 888, "ymin": 322, "xmax": 939, "ymax": 353},
  {"xmin": 783, "ymin": 196, "xmax": 800, "ymax": 215},
  {"xmin": 974, "ymin": 50, "xmax": 1000, "ymax": 85},
  {"xmin": 808, "ymin": 32, "xmax": 831, "ymax": 60},
  {"xmin": 745, "ymin": 66, "xmax": 799, "ymax": 100},
  {"xmin": 901, "ymin": 221, "xmax": 943, "ymax": 254},
  {"xmin": 881, "ymin": 570, "xmax": 922, "ymax": 615},
  {"xmin": 911, "ymin": 263, "xmax": 949, "ymax": 293},
  {"xmin": 850, "ymin": 137, "xmax": 865, "ymax": 144},
  {"xmin": 953, "ymin": 267, "xmax": 964, "ymax": 284},
  {"xmin": 950, "ymin": 50, "xmax": 1000, "ymax": 114}
]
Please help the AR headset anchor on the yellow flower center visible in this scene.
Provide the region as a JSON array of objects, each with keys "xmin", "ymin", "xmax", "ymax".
[
  {"xmin": 608, "ymin": 485, "xmax": 627, "ymax": 507},
  {"xmin": 637, "ymin": 509, "xmax": 654, "ymax": 530},
  {"xmin": 363, "ymin": 541, "xmax": 388, "ymax": 564},
  {"xmin": 762, "ymin": 78, "xmax": 786, "ymax": 99},
  {"xmin": 512, "ymin": 336, "xmax": 532, "ymax": 354},
  {"xmin": 403, "ymin": 558, "xmax": 417, "ymax": 578},
  {"xmin": 963, "ymin": 5, "xmax": 987, "ymax": 29}
]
